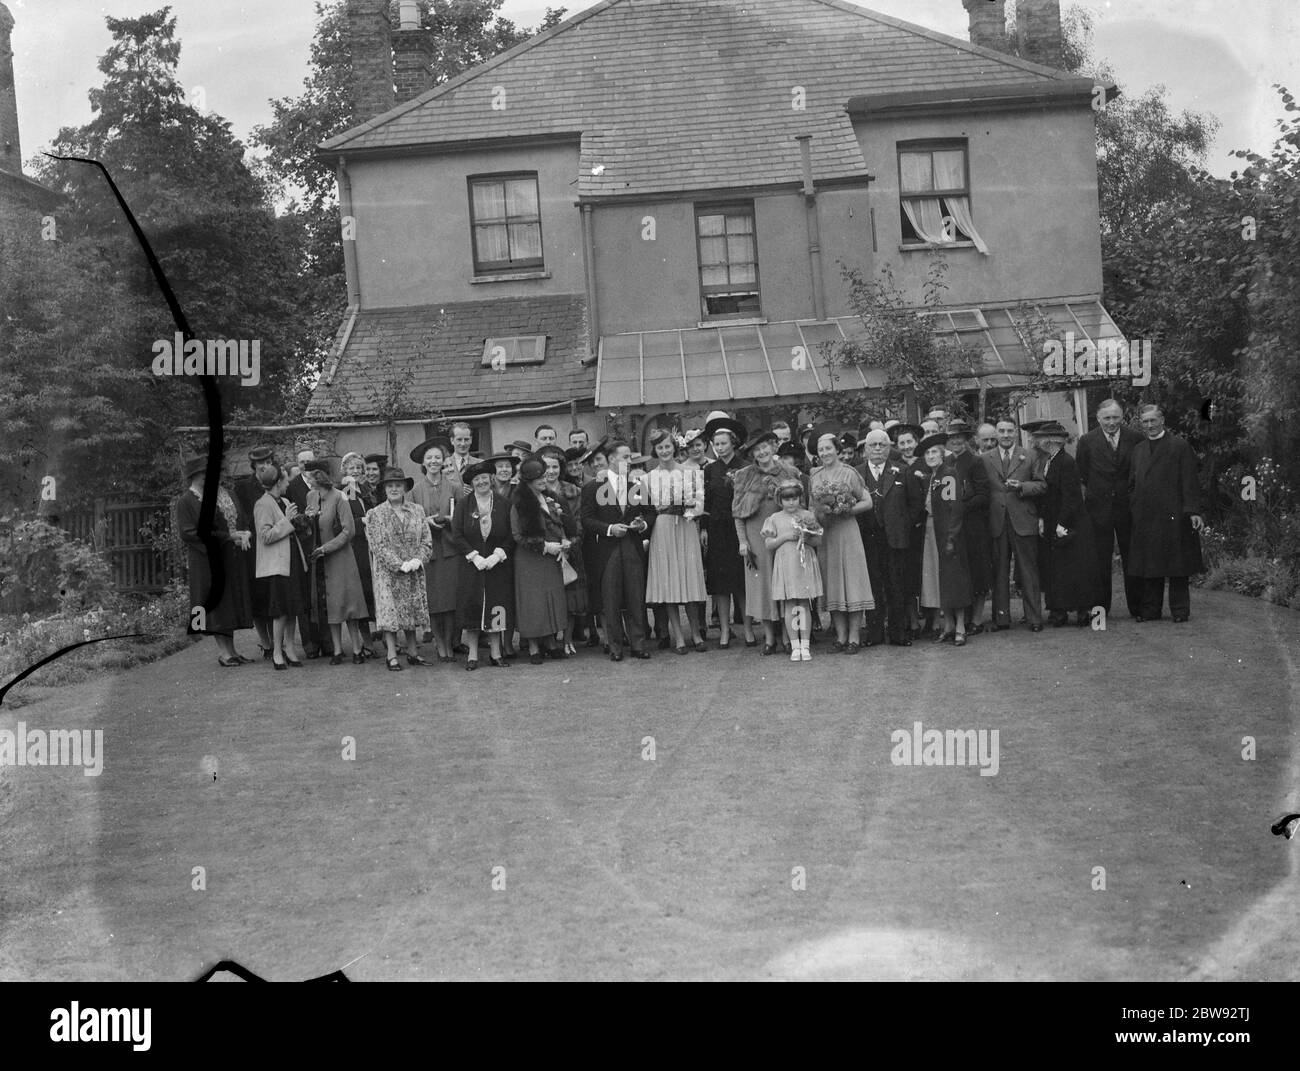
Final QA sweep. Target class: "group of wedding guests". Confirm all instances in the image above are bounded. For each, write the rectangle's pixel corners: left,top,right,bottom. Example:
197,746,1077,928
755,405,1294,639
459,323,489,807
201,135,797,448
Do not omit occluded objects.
176,400,1204,670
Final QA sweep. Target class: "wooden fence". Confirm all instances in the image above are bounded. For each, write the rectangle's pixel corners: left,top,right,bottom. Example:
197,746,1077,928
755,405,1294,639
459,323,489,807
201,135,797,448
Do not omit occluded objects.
63,497,175,595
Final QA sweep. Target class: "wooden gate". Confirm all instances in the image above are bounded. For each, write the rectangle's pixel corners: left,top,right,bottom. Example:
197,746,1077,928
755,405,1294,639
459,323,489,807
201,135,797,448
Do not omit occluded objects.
64,498,175,594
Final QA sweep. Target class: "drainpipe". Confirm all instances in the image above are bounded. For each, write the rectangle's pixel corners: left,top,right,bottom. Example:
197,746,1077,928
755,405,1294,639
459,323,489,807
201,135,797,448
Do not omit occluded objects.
796,135,827,322
338,156,361,307
579,203,601,365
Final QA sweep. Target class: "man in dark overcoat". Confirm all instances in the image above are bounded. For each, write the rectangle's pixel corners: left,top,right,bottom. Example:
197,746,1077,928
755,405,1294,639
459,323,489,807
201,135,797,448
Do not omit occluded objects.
1075,399,1145,618
1128,405,1205,622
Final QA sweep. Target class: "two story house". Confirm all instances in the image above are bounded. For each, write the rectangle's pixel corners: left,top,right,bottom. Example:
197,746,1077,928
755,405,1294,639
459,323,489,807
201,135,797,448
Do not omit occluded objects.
309,0,1126,463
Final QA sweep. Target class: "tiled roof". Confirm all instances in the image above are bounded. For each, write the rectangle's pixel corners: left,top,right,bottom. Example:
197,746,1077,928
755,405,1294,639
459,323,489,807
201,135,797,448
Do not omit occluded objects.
322,0,1072,198
308,294,593,418
594,299,1124,408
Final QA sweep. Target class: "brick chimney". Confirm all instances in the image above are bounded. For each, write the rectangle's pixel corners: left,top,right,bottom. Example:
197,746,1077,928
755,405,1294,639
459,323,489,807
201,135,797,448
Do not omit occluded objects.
392,0,434,103
1015,0,1064,69
0,2,21,175
347,0,395,125
962,0,1007,53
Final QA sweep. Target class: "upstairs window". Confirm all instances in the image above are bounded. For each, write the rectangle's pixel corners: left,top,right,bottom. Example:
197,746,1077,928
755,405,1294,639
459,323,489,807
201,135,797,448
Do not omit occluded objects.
696,203,761,319
898,142,988,253
469,173,544,273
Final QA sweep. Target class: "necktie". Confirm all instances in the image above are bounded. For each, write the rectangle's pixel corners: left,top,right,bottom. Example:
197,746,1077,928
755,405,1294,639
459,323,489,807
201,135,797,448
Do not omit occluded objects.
1002,449,1011,476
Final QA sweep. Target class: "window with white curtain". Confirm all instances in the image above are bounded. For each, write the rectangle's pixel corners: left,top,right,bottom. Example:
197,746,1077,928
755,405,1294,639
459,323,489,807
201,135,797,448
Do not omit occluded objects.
695,203,761,318
897,142,989,253
468,173,544,272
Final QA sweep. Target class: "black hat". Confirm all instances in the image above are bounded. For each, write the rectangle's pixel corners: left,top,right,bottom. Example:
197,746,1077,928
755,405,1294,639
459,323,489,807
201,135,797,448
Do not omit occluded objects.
577,436,613,466
702,415,747,444
888,422,924,443
363,452,388,466
302,459,331,474
183,455,210,481
1019,420,1051,435
518,457,547,483
838,430,858,451
1030,420,1070,439
536,444,568,466
739,428,779,456
564,446,587,463
462,459,496,484
484,452,520,471
945,420,976,440
409,436,453,464
916,433,950,456
379,466,414,492
506,440,533,455
776,441,803,461
247,446,274,464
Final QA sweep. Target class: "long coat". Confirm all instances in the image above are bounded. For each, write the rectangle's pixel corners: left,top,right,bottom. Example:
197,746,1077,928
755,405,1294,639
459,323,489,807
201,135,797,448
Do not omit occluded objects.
1037,449,1102,611
366,501,434,632
924,463,971,608
408,473,468,615
702,454,747,597
449,490,516,633
1128,432,1205,577
307,486,368,622
176,487,252,634
952,449,992,594
510,485,569,639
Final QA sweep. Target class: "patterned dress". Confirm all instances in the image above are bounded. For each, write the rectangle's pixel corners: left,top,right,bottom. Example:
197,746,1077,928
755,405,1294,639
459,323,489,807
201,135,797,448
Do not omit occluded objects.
809,462,875,613
366,501,434,632
644,464,707,604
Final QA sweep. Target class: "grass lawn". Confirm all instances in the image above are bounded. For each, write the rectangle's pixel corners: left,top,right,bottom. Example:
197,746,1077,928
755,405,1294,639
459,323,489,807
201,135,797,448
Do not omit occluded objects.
1,586,1296,981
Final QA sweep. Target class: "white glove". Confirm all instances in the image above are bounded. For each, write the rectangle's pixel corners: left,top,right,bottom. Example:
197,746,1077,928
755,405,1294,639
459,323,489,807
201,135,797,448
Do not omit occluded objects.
493,548,507,565
1055,524,1069,538
473,553,489,571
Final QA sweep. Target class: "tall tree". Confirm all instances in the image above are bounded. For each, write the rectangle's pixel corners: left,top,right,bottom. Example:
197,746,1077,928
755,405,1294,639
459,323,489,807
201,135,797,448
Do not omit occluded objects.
33,7,312,428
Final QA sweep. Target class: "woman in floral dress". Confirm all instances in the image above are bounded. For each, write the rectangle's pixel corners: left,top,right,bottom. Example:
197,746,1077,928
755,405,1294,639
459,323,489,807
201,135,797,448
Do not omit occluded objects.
366,467,434,671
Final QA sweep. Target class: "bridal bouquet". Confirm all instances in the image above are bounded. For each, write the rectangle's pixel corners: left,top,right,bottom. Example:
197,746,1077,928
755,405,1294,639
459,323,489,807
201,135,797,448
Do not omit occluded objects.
816,488,857,517
790,513,823,565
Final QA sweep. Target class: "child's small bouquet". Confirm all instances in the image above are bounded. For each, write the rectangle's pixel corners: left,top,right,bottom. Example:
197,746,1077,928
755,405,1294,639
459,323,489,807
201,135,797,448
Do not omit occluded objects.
816,487,857,517
790,511,823,565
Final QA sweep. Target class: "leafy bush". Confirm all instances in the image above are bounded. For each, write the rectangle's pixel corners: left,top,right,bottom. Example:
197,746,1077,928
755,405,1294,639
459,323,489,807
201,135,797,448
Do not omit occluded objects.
1199,555,1299,607
0,579,193,707
0,520,114,614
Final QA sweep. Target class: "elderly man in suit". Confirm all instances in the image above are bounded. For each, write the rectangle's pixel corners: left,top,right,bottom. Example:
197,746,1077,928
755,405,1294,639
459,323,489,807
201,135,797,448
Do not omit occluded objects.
1075,399,1145,618
983,418,1047,632
1128,405,1205,622
580,441,656,661
856,429,922,646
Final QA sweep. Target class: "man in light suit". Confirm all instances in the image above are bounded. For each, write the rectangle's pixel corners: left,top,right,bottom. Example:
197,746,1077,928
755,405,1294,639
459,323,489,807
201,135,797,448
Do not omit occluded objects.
1075,399,1145,618
579,441,656,661
983,418,1047,631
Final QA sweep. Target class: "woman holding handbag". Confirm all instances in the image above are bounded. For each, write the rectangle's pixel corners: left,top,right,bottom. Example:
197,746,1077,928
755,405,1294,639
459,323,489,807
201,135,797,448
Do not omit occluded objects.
450,460,516,669
510,457,570,664
366,467,435,671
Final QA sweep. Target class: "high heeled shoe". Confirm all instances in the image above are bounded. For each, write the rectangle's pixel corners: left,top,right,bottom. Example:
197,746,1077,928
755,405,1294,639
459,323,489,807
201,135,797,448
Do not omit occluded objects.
489,657,512,668
272,658,287,671
284,657,304,667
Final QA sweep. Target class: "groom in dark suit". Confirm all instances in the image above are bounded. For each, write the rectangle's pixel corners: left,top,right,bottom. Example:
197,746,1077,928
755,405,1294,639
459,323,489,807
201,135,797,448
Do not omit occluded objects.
856,430,922,646
1074,399,1144,618
579,441,656,661
983,418,1047,631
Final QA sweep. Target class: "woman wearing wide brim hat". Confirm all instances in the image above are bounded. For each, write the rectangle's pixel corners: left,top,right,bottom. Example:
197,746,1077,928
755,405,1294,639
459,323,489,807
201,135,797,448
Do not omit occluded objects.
449,457,516,668
510,456,572,664
731,428,803,653
408,437,467,662
366,466,433,669
175,455,255,667
1032,421,1101,627
702,415,754,647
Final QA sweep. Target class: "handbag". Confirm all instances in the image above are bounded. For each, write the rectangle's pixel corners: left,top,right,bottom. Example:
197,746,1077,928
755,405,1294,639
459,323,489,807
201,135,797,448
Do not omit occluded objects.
559,551,579,587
